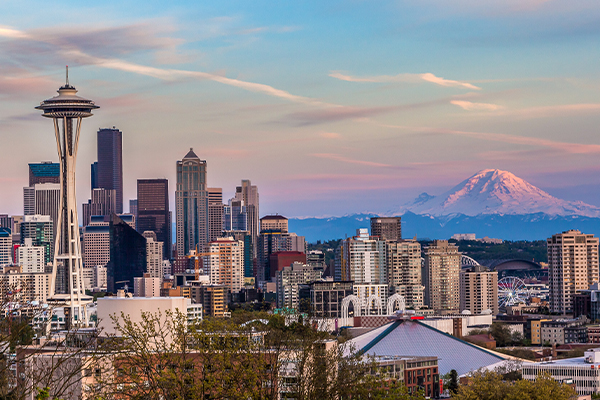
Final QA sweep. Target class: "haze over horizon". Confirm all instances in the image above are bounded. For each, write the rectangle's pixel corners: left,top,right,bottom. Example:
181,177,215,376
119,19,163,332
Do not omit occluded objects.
2,1,600,218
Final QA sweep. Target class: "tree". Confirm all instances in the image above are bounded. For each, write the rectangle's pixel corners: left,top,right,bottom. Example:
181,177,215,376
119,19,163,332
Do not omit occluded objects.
489,323,513,347
452,370,577,400
0,280,99,400
447,369,459,394
94,309,426,400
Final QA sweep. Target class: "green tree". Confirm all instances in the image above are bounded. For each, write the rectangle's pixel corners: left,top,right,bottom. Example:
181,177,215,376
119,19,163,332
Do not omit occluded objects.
452,371,576,400
489,323,513,347
447,369,459,394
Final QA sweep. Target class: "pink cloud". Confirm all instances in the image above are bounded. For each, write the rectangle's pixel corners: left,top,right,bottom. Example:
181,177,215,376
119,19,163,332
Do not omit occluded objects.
330,71,480,90
310,153,403,168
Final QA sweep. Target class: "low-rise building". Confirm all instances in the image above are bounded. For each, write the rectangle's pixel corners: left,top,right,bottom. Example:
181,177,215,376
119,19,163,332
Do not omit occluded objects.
276,262,323,309
541,317,588,345
97,293,201,337
373,356,440,398
299,280,353,318
523,348,600,396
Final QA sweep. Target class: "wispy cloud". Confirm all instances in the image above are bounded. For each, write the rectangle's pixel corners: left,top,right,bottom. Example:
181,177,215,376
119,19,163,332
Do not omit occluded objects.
450,100,503,111
500,103,600,119
329,71,480,90
319,132,342,139
0,25,333,108
311,153,405,168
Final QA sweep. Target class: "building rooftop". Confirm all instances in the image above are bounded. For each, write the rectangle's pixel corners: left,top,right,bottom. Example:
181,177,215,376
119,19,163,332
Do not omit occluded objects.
183,148,199,159
347,319,505,376
260,215,288,220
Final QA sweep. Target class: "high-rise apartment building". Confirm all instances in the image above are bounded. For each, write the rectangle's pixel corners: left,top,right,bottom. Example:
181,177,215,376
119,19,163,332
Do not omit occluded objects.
176,148,207,256
234,180,259,253
207,188,223,242
387,240,424,309
20,215,53,265
204,237,244,293
81,188,116,227
336,228,386,285
143,231,164,280
97,127,123,213
0,227,12,266
137,179,170,259
18,238,45,273
548,230,599,314
28,161,59,186
370,217,402,242
422,240,461,313
460,266,498,315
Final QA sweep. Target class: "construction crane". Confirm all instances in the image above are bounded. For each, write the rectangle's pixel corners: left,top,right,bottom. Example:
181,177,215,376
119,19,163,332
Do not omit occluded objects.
186,245,218,281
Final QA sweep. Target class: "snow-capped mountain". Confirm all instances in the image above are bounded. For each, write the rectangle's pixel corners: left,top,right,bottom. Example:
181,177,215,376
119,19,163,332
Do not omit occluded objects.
404,169,600,217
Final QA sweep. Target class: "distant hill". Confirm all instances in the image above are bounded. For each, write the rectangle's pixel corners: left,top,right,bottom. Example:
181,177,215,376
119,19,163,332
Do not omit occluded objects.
289,212,600,243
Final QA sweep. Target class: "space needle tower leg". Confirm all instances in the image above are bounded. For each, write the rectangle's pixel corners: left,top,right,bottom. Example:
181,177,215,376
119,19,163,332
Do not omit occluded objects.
36,68,98,329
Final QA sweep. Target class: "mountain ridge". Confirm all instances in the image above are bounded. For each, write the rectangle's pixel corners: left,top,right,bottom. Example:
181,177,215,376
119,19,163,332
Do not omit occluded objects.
402,169,600,217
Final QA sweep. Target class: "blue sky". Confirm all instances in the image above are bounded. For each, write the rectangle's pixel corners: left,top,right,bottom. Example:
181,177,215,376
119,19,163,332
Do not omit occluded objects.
1,0,600,217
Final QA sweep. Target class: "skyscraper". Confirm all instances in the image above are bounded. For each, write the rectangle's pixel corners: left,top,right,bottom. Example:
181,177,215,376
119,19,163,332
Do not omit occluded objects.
97,127,123,213
137,179,170,259
176,148,207,256
370,217,402,242
548,230,599,314
423,240,461,313
90,161,98,189
107,214,147,293
207,188,223,242
82,216,110,269
81,188,117,227
234,180,259,253
129,199,138,223
223,199,248,232
28,161,59,186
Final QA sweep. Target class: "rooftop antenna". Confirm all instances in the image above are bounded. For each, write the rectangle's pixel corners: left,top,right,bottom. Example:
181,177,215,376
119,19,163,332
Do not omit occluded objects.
66,65,69,86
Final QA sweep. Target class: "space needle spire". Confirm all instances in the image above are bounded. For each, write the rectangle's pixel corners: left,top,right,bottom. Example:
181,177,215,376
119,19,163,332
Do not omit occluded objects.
35,68,99,328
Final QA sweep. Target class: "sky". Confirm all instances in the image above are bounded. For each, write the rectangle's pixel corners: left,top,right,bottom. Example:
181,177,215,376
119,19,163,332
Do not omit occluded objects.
1,0,600,218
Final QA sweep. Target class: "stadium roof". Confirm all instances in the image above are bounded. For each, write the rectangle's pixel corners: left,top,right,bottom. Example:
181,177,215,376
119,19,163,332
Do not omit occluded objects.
347,319,505,376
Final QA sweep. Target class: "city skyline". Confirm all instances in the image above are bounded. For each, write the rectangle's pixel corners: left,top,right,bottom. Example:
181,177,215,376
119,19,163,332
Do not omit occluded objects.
2,1,600,218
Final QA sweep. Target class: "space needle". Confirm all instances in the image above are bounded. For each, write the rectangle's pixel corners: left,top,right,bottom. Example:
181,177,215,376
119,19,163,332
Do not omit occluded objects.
35,67,98,327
